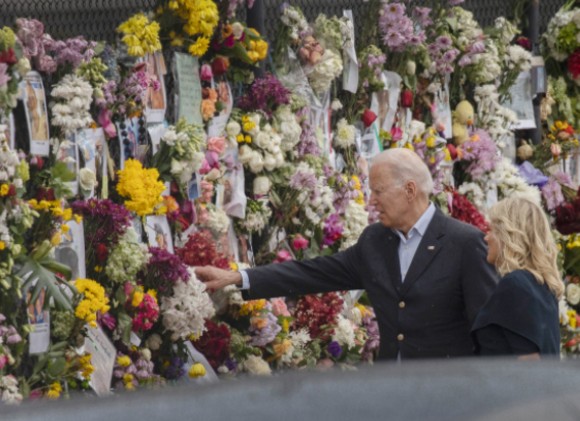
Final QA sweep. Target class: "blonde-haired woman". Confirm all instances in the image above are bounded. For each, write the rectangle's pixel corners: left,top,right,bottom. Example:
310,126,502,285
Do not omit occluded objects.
471,197,563,358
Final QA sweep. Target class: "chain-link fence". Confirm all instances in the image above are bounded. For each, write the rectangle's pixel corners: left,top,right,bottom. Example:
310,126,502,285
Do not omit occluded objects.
0,0,569,47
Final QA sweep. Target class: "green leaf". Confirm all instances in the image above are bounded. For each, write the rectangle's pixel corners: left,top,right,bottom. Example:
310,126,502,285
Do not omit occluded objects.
47,357,67,378
51,161,76,182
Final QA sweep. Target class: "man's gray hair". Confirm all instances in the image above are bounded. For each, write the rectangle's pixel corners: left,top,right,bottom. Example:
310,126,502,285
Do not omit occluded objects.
371,148,434,197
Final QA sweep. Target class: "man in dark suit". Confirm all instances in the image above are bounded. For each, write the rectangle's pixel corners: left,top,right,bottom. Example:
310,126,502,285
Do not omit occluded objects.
196,148,498,360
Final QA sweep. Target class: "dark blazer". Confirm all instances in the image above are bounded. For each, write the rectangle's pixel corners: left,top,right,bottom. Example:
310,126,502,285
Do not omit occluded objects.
471,269,560,356
244,208,499,360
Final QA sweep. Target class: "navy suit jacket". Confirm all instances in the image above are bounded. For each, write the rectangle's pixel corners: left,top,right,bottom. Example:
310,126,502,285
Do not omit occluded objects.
244,209,499,360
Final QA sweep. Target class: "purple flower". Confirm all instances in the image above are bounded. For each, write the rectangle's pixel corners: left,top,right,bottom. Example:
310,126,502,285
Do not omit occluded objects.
459,129,499,178
0,63,11,87
436,35,453,49
323,213,344,246
413,6,432,27
290,170,317,190
542,178,565,211
72,199,132,247
141,247,190,293
327,341,342,358
237,73,291,117
249,309,281,347
296,114,321,157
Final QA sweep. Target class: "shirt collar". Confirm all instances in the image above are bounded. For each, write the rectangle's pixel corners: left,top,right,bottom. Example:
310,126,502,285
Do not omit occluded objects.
395,202,436,241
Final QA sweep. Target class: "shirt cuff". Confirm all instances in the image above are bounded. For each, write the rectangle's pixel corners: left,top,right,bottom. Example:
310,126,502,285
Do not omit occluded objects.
238,270,250,290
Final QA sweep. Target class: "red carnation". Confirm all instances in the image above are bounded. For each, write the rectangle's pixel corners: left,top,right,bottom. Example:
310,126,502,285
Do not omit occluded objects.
211,56,230,76
448,190,489,233
361,109,377,128
95,243,109,263
0,48,17,65
567,49,580,80
400,89,414,108
193,320,231,369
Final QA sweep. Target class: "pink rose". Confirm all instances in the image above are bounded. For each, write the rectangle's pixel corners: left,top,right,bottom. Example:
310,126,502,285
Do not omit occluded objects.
270,298,290,317
200,64,213,82
98,109,117,139
291,234,309,251
274,249,293,263
207,136,226,154
200,180,214,202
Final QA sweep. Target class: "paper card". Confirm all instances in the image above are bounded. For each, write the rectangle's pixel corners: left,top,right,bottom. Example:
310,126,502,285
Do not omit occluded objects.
26,286,50,355
503,71,536,130
185,341,219,384
222,147,247,219
187,172,200,200
84,325,116,396
372,71,402,133
144,51,167,124
148,122,168,156
434,82,453,139
310,91,332,159
2,113,15,150
22,71,50,156
55,219,86,281
358,124,381,159
341,10,358,93
174,52,203,125
131,216,144,243
207,80,234,137
144,215,174,253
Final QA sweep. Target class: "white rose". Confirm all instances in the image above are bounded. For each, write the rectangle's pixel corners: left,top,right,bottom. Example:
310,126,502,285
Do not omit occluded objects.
205,168,221,181
248,153,264,173
254,131,270,149
263,154,277,171
145,333,162,351
226,121,241,137
567,283,580,306
253,176,271,196
79,168,96,191
232,22,245,39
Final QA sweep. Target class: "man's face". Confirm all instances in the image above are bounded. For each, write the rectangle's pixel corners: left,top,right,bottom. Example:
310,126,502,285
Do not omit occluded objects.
369,163,409,230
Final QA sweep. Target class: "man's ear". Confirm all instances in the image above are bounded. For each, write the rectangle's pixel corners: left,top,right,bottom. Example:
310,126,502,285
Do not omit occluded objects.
406,181,417,201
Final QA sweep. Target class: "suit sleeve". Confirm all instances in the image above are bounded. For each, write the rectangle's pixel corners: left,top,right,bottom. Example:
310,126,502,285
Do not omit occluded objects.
244,232,365,300
460,230,499,326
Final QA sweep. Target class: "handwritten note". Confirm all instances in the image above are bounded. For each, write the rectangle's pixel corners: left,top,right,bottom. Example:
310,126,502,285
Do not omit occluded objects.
85,326,116,396
174,52,203,125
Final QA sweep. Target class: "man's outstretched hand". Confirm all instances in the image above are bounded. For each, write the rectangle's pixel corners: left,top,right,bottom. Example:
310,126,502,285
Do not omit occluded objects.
194,266,242,291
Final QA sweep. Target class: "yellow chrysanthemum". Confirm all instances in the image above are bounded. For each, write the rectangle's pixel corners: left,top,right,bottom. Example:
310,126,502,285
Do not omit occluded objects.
116,159,165,216
187,36,210,57
117,13,161,57
46,382,62,400
74,278,110,327
239,299,267,316
0,184,9,196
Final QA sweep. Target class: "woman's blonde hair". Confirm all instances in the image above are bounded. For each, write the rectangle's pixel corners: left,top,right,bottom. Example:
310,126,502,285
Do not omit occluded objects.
489,197,564,298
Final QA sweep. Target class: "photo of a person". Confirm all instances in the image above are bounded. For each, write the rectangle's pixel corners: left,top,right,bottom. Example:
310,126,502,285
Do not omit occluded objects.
145,215,174,253
27,288,47,324
146,53,166,111
24,75,49,142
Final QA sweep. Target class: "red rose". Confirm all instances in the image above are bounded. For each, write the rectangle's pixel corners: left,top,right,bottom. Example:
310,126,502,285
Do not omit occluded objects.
36,187,55,201
7,184,16,197
95,243,109,263
0,48,17,65
30,155,43,170
361,109,377,128
515,36,531,51
211,56,230,76
400,89,414,108
567,49,580,80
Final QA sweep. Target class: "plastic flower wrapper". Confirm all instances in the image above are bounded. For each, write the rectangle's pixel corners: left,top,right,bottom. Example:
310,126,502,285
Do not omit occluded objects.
0,26,30,118
156,0,219,57
150,119,205,195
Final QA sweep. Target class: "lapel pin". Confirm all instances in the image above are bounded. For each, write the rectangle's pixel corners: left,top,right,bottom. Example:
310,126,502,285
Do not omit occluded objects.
427,245,435,250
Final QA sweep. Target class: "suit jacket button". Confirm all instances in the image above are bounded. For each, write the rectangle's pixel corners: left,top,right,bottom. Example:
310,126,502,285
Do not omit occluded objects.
399,301,405,309
397,333,404,341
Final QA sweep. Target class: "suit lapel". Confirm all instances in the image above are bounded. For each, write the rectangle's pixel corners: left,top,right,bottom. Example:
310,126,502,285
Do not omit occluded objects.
385,230,402,287
401,210,447,294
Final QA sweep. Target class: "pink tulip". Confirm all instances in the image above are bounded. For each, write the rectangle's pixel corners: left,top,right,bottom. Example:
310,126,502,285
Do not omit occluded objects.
292,234,309,251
